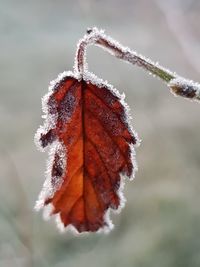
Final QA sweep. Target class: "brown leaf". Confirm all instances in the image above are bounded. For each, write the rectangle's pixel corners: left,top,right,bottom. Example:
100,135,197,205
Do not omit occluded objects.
35,72,138,233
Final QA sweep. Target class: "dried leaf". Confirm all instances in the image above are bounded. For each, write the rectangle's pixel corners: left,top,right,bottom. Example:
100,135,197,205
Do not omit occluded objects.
35,71,139,233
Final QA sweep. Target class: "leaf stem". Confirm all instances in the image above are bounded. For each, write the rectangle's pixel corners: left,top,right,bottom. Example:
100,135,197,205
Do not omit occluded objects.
74,27,200,102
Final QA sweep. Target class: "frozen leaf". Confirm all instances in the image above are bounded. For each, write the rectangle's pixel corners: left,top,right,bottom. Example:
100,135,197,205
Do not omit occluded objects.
35,71,139,233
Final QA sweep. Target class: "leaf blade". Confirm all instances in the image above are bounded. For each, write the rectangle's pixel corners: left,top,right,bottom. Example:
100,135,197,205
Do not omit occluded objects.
35,72,138,233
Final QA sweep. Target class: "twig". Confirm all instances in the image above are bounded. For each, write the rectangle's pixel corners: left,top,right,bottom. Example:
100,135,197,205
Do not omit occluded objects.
74,27,200,102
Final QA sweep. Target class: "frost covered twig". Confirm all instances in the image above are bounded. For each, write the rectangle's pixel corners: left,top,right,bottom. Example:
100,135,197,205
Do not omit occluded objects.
74,27,200,102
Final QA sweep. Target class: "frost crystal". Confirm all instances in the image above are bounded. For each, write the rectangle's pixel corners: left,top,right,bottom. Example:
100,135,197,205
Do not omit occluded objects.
35,140,66,211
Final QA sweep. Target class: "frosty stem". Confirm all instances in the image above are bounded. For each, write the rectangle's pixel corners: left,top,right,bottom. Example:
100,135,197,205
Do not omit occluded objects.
75,27,200,102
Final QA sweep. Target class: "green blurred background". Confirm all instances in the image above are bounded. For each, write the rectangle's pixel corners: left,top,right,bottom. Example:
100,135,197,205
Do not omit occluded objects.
1,0,200,266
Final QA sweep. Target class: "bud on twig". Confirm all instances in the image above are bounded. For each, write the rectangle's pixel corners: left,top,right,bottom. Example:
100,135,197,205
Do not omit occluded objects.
169,77,200,102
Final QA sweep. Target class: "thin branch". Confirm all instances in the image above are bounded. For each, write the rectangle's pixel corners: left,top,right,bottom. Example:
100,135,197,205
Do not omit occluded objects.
74,28,175,82
74,27,200,102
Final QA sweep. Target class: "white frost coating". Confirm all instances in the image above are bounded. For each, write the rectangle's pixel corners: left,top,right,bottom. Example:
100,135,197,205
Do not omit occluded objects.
113,176,126,215
98,29,177,81
43,70,77,114
55,214,66,233
73,27,105,74
34,140,66,211
169,76,200,101
34,70,79,152
129,143,138,180
74,27,177,82
43,203,54,220
97,209,114,234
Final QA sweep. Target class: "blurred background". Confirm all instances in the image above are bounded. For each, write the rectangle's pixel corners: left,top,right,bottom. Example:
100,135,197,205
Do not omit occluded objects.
1,0,200,266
